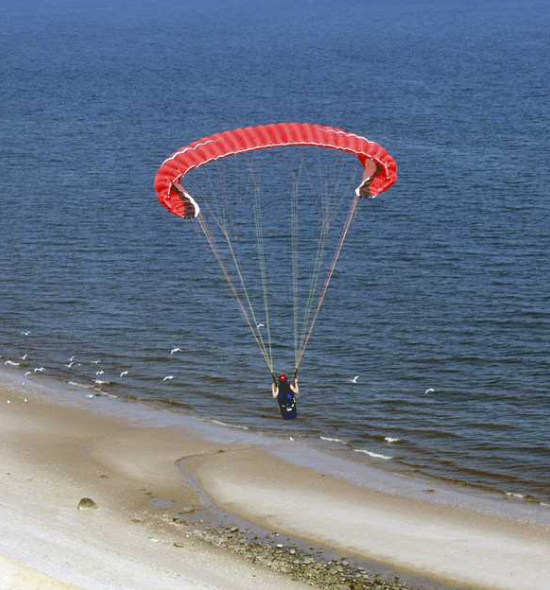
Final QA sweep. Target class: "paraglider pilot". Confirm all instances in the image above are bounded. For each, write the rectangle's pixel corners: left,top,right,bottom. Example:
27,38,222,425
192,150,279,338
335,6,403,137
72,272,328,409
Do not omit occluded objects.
272,372,299,420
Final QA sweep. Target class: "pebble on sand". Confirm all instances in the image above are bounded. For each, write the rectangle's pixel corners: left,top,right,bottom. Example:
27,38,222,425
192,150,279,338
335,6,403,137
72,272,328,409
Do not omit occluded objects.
78,497,98,511
179,506,196,514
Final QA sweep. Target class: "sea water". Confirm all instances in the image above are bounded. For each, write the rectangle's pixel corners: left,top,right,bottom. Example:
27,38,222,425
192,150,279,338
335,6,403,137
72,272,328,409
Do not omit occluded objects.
1,0,549,502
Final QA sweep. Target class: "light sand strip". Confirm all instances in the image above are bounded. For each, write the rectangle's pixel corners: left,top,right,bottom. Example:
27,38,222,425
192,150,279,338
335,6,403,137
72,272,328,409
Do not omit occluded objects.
0,384,316,590
184,448,550,590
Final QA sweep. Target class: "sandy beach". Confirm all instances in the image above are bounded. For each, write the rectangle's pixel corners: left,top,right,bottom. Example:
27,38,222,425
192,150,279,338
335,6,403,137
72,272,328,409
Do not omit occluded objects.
2,0,549,588
0,374,313,590
1,370,549,590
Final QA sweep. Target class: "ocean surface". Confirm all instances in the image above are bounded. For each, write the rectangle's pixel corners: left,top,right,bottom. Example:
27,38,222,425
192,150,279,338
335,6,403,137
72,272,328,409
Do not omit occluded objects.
1,0,549,503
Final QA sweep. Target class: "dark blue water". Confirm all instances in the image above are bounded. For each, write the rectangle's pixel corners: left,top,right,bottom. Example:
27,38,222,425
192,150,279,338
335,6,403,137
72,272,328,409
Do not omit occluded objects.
1,0,549,502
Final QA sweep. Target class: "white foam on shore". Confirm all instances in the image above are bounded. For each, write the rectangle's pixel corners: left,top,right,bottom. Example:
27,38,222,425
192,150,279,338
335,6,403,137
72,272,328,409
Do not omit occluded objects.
354,449,393,460
68,381,93,390
319,436,346,445
506,492,526,500
211,419,249,431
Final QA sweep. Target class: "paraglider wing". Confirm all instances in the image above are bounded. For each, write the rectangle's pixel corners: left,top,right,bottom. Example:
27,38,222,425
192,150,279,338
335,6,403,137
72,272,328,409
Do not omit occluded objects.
154,123,397,219
153,122,398,377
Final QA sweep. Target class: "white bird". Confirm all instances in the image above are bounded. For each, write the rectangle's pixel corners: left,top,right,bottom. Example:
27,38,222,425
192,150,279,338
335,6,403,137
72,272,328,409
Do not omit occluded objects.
21,331,31,336
93,360,101,364
256,323,264,329
65,361,75,368
24,371,31,377
33,367,45,373
120,370,129,378
424,388,435,395
23,398,28,403
163,375,174,381
69,356,75,362
4,360,20,367
95,369,104,376
348,375,359,384
94,379,108,385
21,353,28,361
170,347,182,357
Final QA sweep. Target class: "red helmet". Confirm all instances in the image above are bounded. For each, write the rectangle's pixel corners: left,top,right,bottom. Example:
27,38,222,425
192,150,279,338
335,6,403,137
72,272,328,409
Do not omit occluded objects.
278,374,288,383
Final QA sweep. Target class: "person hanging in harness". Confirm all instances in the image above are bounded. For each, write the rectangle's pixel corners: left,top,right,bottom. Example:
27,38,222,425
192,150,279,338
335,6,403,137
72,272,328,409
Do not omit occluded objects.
271,372,299,420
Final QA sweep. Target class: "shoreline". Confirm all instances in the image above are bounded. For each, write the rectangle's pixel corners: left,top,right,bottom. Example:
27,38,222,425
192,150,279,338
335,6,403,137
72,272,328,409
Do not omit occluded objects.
4,362,549,521
0,373,316,590
0,346,550,508
1,368,550,590
2,355,548,511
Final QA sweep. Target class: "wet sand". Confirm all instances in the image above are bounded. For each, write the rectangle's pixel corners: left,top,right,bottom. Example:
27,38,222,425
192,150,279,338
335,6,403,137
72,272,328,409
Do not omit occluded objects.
0,380,314,590
1,372,549,590
185,447,550,590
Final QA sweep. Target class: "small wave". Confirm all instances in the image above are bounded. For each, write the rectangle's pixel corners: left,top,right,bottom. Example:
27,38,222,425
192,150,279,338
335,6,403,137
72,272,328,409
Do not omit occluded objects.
505,492,525,500
211,419,249,431
354,449,392,460
320,436,346,445
68,381,93,390
384,436,401,443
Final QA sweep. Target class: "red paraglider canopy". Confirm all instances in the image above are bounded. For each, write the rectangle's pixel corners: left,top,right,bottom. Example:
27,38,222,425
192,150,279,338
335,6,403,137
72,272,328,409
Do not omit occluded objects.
154,122,398,219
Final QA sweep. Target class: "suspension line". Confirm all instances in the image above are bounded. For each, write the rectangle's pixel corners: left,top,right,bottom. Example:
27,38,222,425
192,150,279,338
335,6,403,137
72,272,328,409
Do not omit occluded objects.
295,193,362,371
197,214,274,373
